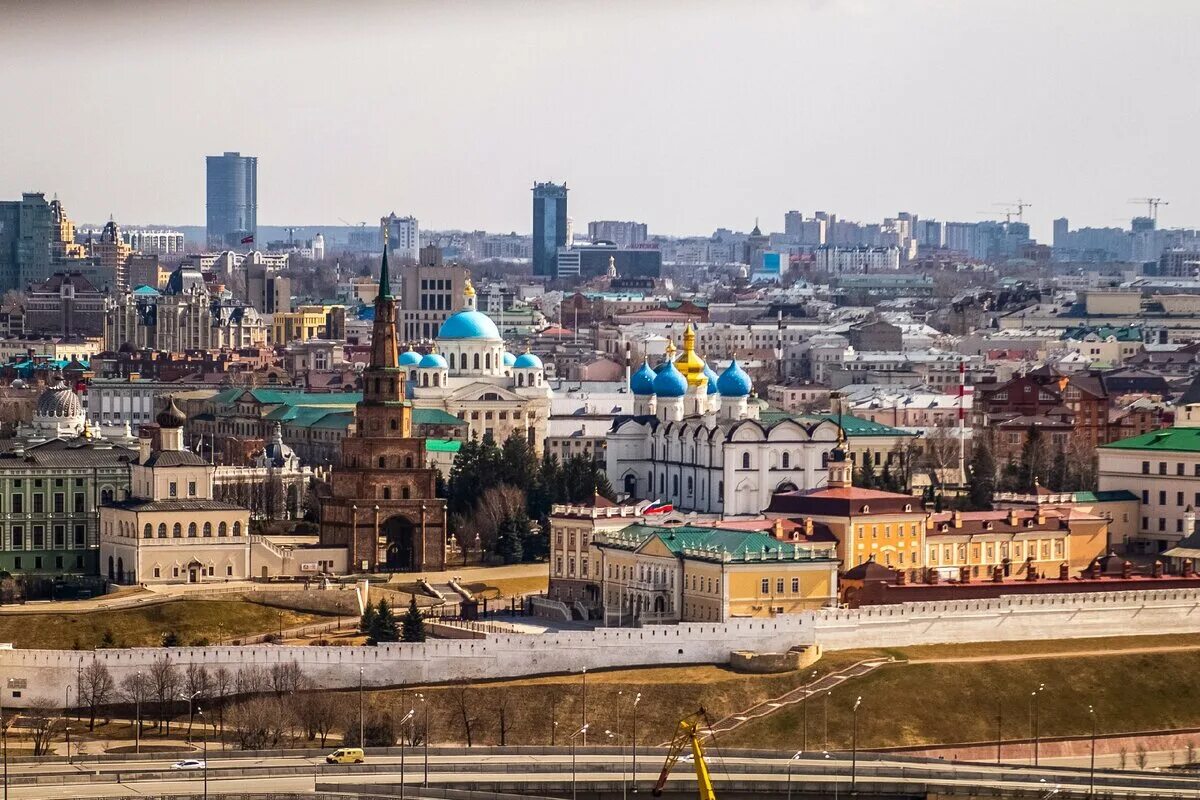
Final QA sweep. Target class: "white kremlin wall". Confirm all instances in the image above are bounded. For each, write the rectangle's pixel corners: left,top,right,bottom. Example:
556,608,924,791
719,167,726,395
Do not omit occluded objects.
2,589,1198,707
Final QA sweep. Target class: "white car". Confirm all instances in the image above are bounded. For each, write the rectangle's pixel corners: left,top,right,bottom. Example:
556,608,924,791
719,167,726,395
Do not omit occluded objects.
171,759,206,770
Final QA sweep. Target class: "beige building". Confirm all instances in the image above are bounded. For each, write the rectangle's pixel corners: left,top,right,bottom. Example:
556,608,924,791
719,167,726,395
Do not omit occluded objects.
547,497,648,610
100,398,250,584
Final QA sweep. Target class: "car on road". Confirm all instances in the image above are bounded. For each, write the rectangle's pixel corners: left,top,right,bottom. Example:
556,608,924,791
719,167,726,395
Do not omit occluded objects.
326,747,365,764
171,760,206,770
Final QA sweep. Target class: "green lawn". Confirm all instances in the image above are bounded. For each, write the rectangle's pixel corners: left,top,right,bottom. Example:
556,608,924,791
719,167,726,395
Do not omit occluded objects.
0,600,332,649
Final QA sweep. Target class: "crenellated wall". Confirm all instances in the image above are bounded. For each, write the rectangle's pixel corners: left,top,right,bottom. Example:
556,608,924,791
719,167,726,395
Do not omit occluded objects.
2,588,1198,708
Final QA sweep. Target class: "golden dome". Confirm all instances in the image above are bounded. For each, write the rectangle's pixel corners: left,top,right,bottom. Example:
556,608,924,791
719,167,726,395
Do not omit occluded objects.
677,323,708,388
463,278,476,297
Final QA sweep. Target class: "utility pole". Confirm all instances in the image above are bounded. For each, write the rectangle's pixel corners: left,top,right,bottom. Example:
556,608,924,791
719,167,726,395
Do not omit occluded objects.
358,668,364,748
631,692,641,793
851,696,862,794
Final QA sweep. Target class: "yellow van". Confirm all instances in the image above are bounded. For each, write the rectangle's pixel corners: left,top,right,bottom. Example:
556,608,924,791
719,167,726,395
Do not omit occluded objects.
326,747,365,764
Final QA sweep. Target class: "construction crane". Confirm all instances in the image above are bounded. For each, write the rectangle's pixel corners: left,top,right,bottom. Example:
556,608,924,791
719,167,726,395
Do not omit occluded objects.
1129,197,1168,222
993,200,1032,223
283,226,300,245
653,709,716,800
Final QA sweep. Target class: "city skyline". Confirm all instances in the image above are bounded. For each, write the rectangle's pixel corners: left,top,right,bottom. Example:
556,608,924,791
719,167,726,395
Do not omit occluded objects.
4,1,1200,240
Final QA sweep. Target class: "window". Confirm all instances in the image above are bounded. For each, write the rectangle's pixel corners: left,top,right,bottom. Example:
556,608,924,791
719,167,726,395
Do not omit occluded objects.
158,523,167,538
144,524,152,539
1159,491,1167,505
10,495,20,514
11,526,22,549
73,493,84,513
1179,492,1185,507
188,482,197,497
169,482,177,497
32,526,43,549
1179,464,1186,476
1142,461,1151,475
761,578,770,594
1143,490,1150,504
233,521,242,536
791,577,800,593
33,495,43,514
219,522,227,537
173,523,182,538
742,452,751,469
781,452,790,469
53,494,64,514
203,522,212,537
1159,462,1167,475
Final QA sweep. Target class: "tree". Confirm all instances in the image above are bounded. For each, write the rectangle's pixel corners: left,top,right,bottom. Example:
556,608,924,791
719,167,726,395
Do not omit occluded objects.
495,511,528,564
184,663,212,738
148,655,181,735
269,661,305,696
401,597,426,643
359,601,378,636
450,680,477,747
79,660,115,731
857,450,877,489
299,691,340,747
228,696,295,750
967,438,997,510
211,666,233,744
496,691,516,746
367,598,399,644
25,698,58,756
1049,448,1068,491
1017,430,1052,491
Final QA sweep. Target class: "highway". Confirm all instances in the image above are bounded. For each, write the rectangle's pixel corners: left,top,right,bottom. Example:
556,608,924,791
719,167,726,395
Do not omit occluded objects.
2,748,1200,798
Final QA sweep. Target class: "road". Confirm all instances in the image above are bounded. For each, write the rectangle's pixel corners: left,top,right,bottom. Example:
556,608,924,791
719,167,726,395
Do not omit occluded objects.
4,748,1200,798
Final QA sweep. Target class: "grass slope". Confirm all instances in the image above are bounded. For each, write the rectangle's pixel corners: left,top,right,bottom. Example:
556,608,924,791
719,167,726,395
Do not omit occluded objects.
0,600,331,649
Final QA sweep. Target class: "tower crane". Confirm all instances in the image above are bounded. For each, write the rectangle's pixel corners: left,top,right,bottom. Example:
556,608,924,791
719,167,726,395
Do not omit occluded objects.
1129,197,1168,222
993,200,1032,223
653,709,716,800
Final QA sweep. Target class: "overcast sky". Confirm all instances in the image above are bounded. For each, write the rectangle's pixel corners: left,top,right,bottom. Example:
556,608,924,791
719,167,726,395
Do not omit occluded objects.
2,0,1197,239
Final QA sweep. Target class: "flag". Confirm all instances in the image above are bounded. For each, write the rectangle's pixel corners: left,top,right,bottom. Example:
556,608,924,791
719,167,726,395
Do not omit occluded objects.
644,500,673,514
241,234,255,244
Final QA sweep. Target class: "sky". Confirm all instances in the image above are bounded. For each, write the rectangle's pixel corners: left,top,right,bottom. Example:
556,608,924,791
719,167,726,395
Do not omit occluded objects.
2,0,1198,240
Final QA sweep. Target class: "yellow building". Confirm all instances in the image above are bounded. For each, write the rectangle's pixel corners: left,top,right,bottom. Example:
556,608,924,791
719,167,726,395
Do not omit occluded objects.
547,496,648,611
593,522,838,625
271,306,335,344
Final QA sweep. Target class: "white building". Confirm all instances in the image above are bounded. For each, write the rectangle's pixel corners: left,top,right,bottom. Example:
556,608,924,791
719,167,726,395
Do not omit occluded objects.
814,245,900,273
382,214,419,262
123,229,186,255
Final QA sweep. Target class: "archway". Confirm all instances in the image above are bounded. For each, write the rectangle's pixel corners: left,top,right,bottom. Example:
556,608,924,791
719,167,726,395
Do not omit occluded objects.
774,481,799,494
108,555,115,581
381,515,418,571
116,557,124,583
653,596,666,614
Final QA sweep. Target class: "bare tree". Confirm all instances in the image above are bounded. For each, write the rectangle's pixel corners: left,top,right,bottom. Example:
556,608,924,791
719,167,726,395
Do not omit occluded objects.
226,695,298,750
496,691,516,746
270,661,305,696
211,666,233,744
298,691,340,747
25,698,59,756
236,665,269,696
119,672,151,738
184,664,212,738
148,656,181,735
450,680,477,747
79,660,115,731
465,485,526,553
920,421,959,485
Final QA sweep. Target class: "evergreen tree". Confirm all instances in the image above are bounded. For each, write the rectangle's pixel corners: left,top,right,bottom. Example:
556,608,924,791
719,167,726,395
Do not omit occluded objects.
967,438,997,509
1017,431,1051,491
500,433,539,489
858,449,877,489
401,597,426,643
359,601,377,635
495,512,527,564
1049,449,1068,491
367,598,399,644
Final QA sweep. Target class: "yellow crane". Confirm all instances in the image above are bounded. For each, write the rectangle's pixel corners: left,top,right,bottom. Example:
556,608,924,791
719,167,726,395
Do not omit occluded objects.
653,708,716,800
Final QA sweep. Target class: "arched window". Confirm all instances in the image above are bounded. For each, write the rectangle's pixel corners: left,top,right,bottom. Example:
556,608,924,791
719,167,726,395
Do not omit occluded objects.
188,522,197,537
625,474,637,495
474,353,481,370
781,452,790,469
378,456,386,468
383,487,392,500
390,419,398,431
158,523,167,538
173,523,182,538
405,455,414,468
422,373,429,387
485,353,492,369
233,521,242,536
218,521,227,537
143,523,152,539
672,475,679,494
687,476,694,494
402,486,411,499
742,452,751,469
203,522,212,537
101,488,113,504
448,353,456,369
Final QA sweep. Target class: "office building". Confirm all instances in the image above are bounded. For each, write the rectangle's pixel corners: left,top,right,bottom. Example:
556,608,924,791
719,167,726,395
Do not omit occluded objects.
381,214,419,262
206,151,257,249
24,272,106,337
532,182,568,278
399,247,468,342
123,229,185,255
554,242,662,281
0,193,53,291
586,221,648,249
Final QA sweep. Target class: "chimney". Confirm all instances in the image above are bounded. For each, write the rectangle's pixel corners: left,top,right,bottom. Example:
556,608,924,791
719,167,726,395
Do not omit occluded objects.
1184,560,1195,578
993,565,1004,583
1007,508,1019,526
1059,562,1070,581
952,510,963,529
1153,560,1164,578
1025,557,1038,581
138,433,152,464
1088,559,1101,580
895,570,907,586
803,517,814,537
1122,560,1133,579
959,565,971,584
772,518,784,540
927,568,939,585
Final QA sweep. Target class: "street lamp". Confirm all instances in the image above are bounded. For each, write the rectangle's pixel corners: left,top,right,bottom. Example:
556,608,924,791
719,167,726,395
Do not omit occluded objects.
399,708,415,800
2,696,8,800
631,692,642,794
1088,705,1097,797
64,686,71,764
823,751,839,800
1031,683,1046,766
606,729,625,800
802,669,817,752
851,696,862,794
358,668,365,748
786,750,803,800
570,724,590,800
417,692,429,787
581,668,588,746
823,691,832,750
996,697,1003,765
179,690,200,745
197,706,208,800
134,671,143,755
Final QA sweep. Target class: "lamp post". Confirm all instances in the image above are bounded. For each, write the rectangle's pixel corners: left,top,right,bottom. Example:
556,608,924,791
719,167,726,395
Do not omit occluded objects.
996,698,1003,765
418,692,429,787
358,668,365,748
851,696,862,795
1031,682,1045,766
570,724,589,800
615,691,625,800
631,692,641,794
198,706,208,800
823,691,832,750
64,686,71,764
135,671,143,755
2,696,7,800
1088,705,1096,798
399,708,414,800
786,750,803,800
178,690,200,745
823,751,838,800
606,729,625,800
581,668,588,745
802,669,816,753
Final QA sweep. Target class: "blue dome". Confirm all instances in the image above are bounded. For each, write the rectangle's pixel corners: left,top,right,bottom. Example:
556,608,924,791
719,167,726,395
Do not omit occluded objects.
502,351,517,367
653,361,688,398
703,365,720,395
438,310,501,340
398,348,422,366
653,359,671,374
717,359,752,397
419,352,448,369
630,360,656,395
514,352,543,369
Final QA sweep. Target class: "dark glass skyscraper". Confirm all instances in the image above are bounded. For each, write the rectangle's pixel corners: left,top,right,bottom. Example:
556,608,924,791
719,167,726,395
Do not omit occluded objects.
206,151,257,249
532,181,568,278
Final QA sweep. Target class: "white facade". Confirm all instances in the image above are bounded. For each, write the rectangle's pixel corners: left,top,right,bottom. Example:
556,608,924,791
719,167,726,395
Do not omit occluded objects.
814,245,901,273
123,229,186,255
382,214,419,262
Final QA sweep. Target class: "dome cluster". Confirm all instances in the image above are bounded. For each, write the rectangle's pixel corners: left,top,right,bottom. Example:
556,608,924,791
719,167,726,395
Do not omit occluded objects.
629,323,752,400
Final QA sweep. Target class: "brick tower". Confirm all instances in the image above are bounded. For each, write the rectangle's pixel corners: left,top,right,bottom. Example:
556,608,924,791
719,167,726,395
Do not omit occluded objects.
319,247,447,571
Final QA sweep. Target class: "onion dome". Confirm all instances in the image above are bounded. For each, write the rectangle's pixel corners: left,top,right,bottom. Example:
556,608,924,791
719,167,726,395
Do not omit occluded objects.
703,365,720,395
437,310,500,340
630,360,656,395
653,360,688,398
502,351,517,367
419,351,448,369
398,347,422,366
675,323,707,388
717,359,752,397
514,352,543,369
36,381,83,418
156,396,187,428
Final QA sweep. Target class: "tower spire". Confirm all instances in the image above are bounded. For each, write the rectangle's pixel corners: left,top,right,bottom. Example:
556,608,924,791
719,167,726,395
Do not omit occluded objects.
378,227,393,299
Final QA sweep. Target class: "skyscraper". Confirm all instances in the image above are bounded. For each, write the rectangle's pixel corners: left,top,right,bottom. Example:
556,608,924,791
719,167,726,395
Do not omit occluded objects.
206,152,257,250
0,193,53,291
532,181,568,278
381,213,419,262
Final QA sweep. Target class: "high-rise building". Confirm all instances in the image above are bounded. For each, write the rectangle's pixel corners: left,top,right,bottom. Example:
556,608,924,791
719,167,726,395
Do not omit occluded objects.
206,152,257,250
1053,217,1070,249
381,213,419,262
532,181,568,278
586,220,648,248
399,246,468,342
0,193,53,291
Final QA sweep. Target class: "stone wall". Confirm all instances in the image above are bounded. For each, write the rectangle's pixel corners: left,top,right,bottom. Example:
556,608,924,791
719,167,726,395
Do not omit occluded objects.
2,588,1197,708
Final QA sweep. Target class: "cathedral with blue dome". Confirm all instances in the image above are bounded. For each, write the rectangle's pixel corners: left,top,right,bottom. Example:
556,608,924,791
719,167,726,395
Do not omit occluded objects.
402,279,553,451
607,322,844,516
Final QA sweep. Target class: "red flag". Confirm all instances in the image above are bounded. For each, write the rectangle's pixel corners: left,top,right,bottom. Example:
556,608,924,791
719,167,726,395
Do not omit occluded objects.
241,234,255,244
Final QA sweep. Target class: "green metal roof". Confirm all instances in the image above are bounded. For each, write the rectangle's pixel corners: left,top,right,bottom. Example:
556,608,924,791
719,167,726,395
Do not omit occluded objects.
756,409,914,438
1062,325,1143,342
1073,489,1139,502
412,408,467,427
426,439,463,453
605,523,823,562
212,388,361,407
1101,427,1200,453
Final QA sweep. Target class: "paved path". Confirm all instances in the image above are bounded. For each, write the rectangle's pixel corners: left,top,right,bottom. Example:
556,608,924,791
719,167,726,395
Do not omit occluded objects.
694,657,892,743
908,643,1200,665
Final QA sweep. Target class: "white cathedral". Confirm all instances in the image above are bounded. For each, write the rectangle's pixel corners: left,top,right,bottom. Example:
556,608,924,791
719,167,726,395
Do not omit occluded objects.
401,280,553,451
605,324,845,517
